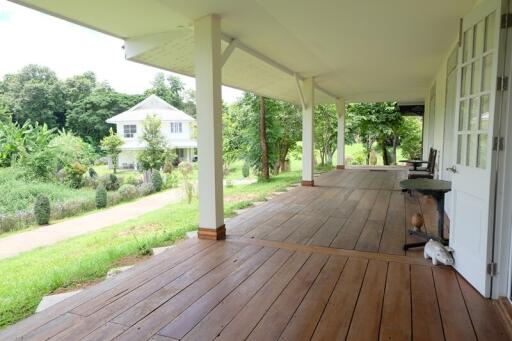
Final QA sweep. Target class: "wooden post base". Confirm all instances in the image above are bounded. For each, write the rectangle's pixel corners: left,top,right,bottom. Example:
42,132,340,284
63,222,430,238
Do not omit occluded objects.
336,165,345,170
198,225,226,240
301,180,314,187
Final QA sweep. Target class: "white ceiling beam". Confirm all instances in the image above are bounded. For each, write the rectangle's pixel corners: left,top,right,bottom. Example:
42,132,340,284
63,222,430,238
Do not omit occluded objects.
221,39,238,67
295,74,306,110
124,29,190,60
221,33,338,102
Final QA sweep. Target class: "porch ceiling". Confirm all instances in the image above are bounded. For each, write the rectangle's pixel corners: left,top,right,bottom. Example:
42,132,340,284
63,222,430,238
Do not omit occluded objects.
11,0,476,104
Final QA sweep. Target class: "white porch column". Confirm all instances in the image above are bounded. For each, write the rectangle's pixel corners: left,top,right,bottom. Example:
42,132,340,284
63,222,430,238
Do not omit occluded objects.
194,15,225,240
335,98,346,169
301,77,315,186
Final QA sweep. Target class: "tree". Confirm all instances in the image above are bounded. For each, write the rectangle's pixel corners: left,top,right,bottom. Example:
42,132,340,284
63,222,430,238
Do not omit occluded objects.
66,84,141,146
137,114,169,171
346,102,402,165
101,128,123,173
223,92,301,176
259,96,270,180
398,116,423,159
144,73,185,110
315,104,338,166
0,65,65,128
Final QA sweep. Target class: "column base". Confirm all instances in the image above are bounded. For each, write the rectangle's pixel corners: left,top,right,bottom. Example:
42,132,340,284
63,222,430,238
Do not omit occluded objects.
336,165,345,170
198,225,226,240
301,180,314,187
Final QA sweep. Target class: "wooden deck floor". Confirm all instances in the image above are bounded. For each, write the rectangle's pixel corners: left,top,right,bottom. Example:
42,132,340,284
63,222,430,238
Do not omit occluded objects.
228,168,445,259
2,169,509,340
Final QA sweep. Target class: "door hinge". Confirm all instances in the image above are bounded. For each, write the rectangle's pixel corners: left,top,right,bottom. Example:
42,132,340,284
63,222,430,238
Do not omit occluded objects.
493,137,506,151
497,76,509,91
501,13,512,28
487,262,498,276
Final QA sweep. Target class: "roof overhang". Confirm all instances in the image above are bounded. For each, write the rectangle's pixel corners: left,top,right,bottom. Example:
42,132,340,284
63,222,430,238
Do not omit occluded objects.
10,0,476,104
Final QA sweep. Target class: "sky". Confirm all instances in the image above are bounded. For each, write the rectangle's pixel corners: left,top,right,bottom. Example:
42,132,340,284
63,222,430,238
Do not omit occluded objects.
0,0,243,103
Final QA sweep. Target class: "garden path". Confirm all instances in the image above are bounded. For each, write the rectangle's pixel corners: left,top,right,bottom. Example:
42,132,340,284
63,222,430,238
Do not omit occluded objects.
0,188,184,260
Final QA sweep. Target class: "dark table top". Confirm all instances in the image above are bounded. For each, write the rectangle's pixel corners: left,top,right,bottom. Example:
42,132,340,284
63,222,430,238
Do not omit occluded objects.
399,179,452,193
400,159,428,164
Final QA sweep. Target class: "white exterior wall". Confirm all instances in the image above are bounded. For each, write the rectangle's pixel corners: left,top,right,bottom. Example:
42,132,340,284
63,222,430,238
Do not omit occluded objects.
113,120,195,168
422,39,459,220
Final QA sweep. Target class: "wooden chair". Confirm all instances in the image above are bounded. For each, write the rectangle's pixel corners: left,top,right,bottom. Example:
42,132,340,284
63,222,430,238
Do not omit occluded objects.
408,149,437,179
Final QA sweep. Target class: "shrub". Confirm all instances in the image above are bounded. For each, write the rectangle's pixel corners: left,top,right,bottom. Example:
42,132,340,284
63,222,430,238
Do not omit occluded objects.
34,195,50,225
119,184,139,201
164,172,179,189
88,167,97,178
242,161,250,178
137,183,154,196
151,170,163,192
95,185,107,208
66,162,87,189
107,191,122,206
125,175,142,186
99,174,121,191
83,174,98,189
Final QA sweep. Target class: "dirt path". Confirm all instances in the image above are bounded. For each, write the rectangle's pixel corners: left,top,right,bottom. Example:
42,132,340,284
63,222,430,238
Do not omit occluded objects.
0,188,184,260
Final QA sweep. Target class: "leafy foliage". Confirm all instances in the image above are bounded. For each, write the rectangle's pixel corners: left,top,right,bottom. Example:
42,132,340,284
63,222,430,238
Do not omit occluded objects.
151,170,163,192
346,102,403,165
315,104,338,166
100,128,123,173
66,84,141,146
137,115,169,171
34,195,50,225
223,93,301,176
178,162,195,203
398,116,423,159
95,185,107,208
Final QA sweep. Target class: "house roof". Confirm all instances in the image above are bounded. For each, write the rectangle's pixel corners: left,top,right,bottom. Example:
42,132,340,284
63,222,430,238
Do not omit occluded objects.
11,0,476,104
106,94,195,123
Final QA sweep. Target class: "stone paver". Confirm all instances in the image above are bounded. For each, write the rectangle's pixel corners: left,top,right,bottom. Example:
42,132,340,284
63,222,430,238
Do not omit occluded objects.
36,290,82,313
0,188,183,260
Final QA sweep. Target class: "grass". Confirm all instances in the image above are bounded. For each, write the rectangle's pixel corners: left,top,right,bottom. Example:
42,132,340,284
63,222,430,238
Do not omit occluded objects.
0,168,94,214
0,170,301,329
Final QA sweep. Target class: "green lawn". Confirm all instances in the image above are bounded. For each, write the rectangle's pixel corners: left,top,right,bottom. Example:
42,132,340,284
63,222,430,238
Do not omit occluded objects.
0,170,301,329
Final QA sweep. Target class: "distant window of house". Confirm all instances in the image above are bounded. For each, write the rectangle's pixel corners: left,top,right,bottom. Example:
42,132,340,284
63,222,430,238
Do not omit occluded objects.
171,122,183,134
123,124,137,138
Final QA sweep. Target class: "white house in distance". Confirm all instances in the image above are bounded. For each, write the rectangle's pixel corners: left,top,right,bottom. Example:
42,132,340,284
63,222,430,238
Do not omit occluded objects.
106,94,197,169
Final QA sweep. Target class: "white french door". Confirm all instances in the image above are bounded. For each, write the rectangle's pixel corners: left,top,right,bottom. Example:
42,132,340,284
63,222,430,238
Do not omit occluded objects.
450,0,505,297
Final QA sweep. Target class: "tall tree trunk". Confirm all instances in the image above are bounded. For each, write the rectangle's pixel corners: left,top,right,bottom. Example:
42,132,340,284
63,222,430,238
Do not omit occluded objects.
259,96,269,180
382,143,390,165
392,137,398,165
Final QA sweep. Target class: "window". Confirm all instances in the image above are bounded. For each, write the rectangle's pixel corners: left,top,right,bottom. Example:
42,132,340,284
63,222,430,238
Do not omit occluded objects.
123,124,137,138
171,122,183,134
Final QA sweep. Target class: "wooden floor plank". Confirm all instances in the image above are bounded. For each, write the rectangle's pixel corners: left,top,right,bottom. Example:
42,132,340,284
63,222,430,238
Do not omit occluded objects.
311,257,368,341
280,256,348,341
53,243,250,340
379,262,411,341
157,247,277,339
111,246,263,340
0,239,216,341
457,274,510,341
433,266,477,341
308,217,346,247
81,322,126,341
214,251,311,341
355,220,385,253
346,259,388,341
379,191,406,255
181,249,293,341
246,253,329,340
410,265,444,341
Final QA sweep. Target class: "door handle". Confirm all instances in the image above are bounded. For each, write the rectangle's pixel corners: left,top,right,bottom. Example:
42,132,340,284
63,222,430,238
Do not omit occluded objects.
446,165,457,173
